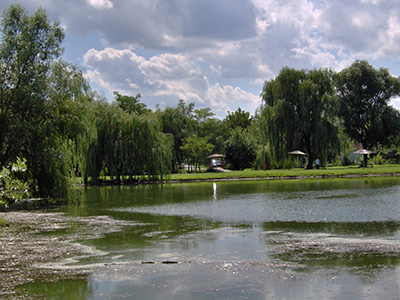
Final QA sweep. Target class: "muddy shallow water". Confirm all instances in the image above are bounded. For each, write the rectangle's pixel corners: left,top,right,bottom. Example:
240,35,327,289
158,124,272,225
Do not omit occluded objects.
2,178,400,299
0,211,140,299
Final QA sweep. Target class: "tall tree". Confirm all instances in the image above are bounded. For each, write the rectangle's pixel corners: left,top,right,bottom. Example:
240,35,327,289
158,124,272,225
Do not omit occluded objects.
0,4,70,198
225,128,257,170
180,134,214,172
158,100,196,172
336,60,400,150
261,67,339,169
48,61,95,178
113,91,150,115
193,107,225,154
194,107,214,124
85,99,173,184
224,107,253,130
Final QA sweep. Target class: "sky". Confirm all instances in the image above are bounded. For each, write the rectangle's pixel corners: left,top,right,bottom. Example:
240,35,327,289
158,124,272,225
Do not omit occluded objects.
1,0,400,118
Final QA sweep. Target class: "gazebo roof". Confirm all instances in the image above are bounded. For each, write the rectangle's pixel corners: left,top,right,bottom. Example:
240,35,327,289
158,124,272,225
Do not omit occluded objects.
207,154,225,159
353,149,374,155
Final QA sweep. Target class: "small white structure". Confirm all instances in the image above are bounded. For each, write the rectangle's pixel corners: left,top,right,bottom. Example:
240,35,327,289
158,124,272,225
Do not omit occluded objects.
207,154,225,169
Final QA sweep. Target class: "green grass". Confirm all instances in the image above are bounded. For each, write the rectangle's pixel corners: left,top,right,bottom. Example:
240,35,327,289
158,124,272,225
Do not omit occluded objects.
70,164,400,185
169,164,400,182
0,217,8,227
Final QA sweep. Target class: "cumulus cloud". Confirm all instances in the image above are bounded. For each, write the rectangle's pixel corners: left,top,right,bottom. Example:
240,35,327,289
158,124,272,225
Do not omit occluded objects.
206,83,260,116
251,0,400,71
87,0,113,10
3,0,400,64
76,0,400,115
1,0,400,116
83,48,259,117
84,48,147,92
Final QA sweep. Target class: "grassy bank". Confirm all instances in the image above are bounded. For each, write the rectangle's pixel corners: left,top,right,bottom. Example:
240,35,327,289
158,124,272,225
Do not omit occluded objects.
169,164,400,182
71,164,400,185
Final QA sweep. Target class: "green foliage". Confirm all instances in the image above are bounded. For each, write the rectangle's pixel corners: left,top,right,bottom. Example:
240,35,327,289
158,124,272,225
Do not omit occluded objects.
0,4,97,199
225,128,257,170
194,109,226,154
113,91,150,115
85,100,173,183
2,4,400,197
153,132,174,180
0,4,63,165
47,61,96,190
224,107,252,130
194,107,214,123
180,134,214,172
261,67,340,169
0,158,31,206
373,153,385,165
336,60,400,150
158,100,196,172
0,4,76,199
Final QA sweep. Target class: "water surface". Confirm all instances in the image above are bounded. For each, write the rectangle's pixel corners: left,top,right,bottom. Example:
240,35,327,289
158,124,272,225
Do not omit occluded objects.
22,177,400,299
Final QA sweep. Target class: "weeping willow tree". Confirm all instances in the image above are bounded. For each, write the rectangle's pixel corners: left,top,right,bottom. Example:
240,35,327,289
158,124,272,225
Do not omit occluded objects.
85,100,173,183
261,67,340,169
48,61,95,181
85,101,124,183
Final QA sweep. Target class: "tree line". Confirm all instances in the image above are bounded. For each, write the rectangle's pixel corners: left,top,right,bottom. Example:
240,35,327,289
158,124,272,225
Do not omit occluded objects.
261,63,400,169
1,4,400,203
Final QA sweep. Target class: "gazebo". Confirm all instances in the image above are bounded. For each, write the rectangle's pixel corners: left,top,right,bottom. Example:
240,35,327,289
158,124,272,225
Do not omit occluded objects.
207,154,225,169
288,150,307,168
353,149,374,168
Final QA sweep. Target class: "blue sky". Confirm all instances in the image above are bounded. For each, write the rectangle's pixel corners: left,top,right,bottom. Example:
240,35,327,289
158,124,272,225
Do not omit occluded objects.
1,0,400,118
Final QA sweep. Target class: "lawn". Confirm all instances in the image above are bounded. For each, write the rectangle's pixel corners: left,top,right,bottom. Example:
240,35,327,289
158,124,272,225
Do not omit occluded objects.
169,164,400,182
72,164,400,185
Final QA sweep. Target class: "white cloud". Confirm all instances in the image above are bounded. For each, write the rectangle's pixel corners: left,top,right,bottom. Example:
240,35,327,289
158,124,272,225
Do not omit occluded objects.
1,0,400,117
140,54,203,80
391,97,400,111
373,15,400,59
87,0,113,10
207,83,260,116
74,0,400,115
83,48,258,117
83,48,147,93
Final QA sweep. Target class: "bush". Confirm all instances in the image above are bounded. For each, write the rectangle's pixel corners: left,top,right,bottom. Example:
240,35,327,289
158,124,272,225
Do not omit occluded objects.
225,129,257,170
373,153,385,165
0,158,31,207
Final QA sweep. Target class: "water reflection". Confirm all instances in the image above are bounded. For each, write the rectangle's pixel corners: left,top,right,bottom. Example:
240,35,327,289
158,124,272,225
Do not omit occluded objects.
114,184,400,223
22,277,96,300
261,221,400,270
262,220,400,236
21,178,400,299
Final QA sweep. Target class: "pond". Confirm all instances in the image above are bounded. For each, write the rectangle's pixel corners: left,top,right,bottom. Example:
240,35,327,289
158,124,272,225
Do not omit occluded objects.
21,177,400,299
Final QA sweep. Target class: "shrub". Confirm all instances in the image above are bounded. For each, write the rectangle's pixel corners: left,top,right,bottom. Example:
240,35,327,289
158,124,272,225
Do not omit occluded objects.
225,129,257,170
0,158,31,207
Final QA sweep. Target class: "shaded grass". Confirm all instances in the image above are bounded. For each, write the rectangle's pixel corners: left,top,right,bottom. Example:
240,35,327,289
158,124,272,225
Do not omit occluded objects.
169,164,400,182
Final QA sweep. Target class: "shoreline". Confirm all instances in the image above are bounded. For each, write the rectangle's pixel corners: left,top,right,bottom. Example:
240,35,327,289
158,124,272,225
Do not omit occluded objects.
3,170,400,211
167,172,400,183
81,166,400,186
